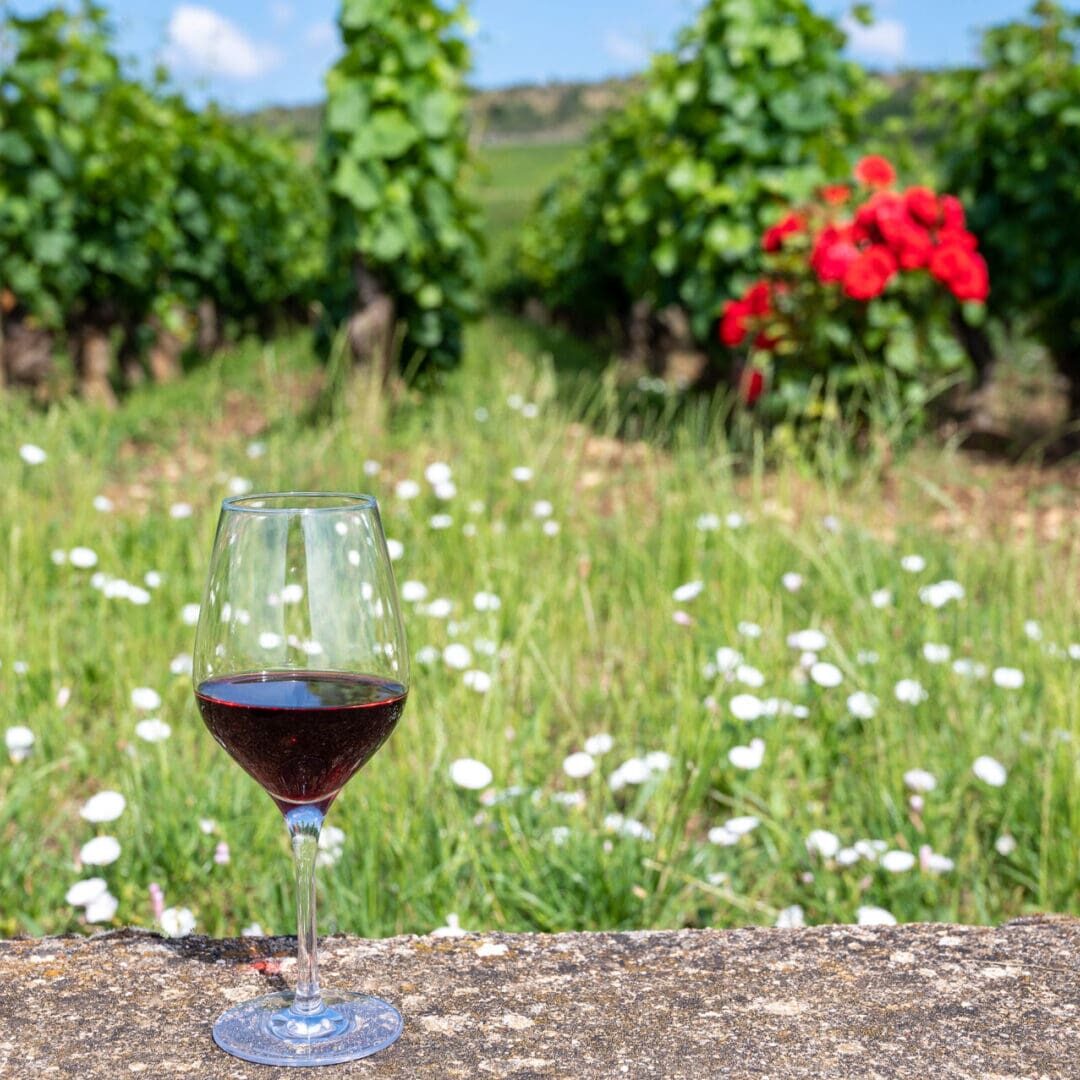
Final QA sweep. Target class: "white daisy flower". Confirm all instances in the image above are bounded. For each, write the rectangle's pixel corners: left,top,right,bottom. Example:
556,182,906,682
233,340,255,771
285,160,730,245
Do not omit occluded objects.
972,756,1007,787
806,830,840,858
80,791,126,824
159,907,196,938
787,629,828,652
584,733,613,756
992,667,1024,689
5,726,35,762
810,662,843,688
775,905,805,929
135,719,172,743
69,547,98,569
66,878,108,907
19,443,47,465
735,663,765,688
715,647,742,673
443,643,472,670
846,692,878,719
856,906,896,926
903,768,937,793
894,679,927,705
672,581,704,603
131,687,161,711
424,462,452,486
462,670,492,693
729,694,764,722
728,738,765,770
84,892,118,923
449,758,492,790
880,850,916,872
79,836,121,866
562,751,595,779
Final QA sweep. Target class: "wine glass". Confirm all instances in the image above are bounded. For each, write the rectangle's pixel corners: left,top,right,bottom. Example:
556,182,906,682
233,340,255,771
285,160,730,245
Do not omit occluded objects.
192,492,409,1066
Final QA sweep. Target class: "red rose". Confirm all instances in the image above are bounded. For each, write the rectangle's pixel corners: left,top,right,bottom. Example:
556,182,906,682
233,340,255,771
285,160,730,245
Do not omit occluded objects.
854,155,897,189
904,186,940,228
929,244,989,302
842,246,898,301
740,366,765,406
821,184,851,206
878,213,933,270
744,280,772,316
719,299,750,347
762,212,806,253
936,227,978,252
812,233,860,283
940,195,966,231
895,226,934,271
853,191,904,244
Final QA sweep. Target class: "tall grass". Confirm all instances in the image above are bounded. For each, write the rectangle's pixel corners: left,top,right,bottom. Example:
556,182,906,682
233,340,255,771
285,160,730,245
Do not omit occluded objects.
1,318,1076,939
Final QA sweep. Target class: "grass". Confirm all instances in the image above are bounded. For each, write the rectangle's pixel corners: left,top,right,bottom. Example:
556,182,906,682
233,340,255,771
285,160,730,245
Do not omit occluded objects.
1,315,1078,941
472,140,581,279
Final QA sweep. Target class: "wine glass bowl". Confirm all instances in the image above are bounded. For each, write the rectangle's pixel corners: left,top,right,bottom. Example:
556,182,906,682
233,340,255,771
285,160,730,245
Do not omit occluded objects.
192,493,408,1066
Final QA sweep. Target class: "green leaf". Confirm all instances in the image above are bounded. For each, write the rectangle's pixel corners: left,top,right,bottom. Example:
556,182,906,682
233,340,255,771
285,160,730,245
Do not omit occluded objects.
34,231,71,266
331,158,381,210
326,85,371,133
417,283,443,308
351,110,419,160
652,241,678,276
769,90,831,131
884,329,918,375
366,219,409,263
415,92,457,139
767,27,805,66
340,0,379,30
666,160,698,195
0,132,35,166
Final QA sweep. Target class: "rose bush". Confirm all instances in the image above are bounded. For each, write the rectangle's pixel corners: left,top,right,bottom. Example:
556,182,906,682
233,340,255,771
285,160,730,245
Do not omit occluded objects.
718,157,987,414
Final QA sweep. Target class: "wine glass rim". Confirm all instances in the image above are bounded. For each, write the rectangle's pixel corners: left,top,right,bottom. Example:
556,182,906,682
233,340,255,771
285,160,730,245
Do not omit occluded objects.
222,492,378,514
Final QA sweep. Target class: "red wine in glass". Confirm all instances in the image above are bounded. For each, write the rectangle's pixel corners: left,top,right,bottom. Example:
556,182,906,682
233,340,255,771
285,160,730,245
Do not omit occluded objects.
196,672,407,815
192,492,409,1066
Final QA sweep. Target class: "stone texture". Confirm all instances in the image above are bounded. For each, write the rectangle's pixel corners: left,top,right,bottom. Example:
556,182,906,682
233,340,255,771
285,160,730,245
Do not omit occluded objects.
1,916,1079,1078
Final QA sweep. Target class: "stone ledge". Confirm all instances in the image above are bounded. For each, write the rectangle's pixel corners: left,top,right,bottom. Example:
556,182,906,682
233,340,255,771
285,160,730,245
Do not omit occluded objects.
1,916,1078,1078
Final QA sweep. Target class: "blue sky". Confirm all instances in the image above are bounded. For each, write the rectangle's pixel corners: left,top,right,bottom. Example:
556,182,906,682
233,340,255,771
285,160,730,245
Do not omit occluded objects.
4,1,1066,109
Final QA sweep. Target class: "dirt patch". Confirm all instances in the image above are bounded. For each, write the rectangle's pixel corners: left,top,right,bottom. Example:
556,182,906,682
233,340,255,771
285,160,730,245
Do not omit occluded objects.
564,422,663,520
105,373,323,513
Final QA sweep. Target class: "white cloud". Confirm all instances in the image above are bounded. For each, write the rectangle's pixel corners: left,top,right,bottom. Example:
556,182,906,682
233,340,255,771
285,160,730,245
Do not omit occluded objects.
840,15,907,64
270,1,293,28
304,20,337,51
165,5,282,80
602,29,649,68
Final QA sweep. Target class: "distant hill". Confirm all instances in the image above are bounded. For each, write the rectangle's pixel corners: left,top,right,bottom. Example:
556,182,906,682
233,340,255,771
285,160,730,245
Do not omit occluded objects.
245,71,925,147
245,77,640,146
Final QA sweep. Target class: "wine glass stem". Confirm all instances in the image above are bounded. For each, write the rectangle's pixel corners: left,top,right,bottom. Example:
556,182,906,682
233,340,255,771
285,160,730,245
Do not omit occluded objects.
286,806,325,1016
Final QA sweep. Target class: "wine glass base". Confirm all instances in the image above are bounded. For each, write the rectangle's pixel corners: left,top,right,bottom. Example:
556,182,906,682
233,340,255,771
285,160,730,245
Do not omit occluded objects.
212,991,403,1066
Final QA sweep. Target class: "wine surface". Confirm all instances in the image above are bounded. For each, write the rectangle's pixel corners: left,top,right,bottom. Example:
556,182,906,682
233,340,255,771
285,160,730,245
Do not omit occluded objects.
196,671,406,814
